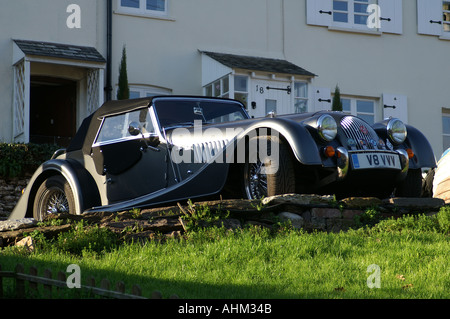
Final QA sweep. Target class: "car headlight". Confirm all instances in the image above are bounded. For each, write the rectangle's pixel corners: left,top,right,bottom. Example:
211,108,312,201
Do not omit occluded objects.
387,118,407,144
317,115,337,141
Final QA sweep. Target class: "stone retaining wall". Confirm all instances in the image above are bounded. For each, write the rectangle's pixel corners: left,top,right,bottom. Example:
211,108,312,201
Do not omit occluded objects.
0,193,446,248
0,178,29,220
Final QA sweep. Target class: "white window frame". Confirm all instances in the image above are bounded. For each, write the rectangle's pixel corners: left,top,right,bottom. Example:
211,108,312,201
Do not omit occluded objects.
204,75,230,98
233,75,249,109
124,84,171,99
443,0,450,33
203,74,249,108
307,0,403,34
117,0,168,18
340,97,378,124
332,0,377,31
293,81,309,113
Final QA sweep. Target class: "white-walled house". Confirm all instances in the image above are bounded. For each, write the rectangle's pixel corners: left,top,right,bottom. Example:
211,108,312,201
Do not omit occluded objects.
0,0,106,146
1,0,449,159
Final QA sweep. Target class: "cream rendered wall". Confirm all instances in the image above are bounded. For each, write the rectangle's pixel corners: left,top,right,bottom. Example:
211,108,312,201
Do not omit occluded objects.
0,0,105,142
2,1,446,158
283,0,450,157
112,0,449,157
110,0,286,97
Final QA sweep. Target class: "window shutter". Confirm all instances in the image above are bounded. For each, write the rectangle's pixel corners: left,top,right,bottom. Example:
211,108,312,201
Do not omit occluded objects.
313,87,332,112
382,94,408,124
378,0,403,34
306,0,332,27
417,0,443,36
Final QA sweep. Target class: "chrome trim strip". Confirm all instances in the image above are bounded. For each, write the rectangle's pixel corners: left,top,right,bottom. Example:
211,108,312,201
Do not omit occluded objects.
341,116,379,150
337,147,349,180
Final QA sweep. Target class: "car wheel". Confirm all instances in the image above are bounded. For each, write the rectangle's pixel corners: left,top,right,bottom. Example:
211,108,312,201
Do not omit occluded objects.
243,135,296,200
395,169,423,197
33,175,75,221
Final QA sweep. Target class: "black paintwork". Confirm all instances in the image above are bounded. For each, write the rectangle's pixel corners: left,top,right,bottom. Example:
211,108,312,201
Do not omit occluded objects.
9,96,436,219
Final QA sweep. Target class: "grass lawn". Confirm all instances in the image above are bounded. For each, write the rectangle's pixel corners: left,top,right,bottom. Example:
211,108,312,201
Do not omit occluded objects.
1,208,449,299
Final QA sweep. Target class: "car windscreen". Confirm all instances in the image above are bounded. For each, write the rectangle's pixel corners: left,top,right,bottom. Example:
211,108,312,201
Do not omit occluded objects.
153,99,248,129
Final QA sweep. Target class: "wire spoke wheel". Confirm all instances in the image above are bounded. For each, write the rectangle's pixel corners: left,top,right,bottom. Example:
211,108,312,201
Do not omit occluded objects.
42,188,70,215
244,160,268,199
33,176,75,221
242,135,296,200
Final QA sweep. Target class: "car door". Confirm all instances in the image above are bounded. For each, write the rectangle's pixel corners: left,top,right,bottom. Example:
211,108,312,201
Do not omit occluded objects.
91,107,168,202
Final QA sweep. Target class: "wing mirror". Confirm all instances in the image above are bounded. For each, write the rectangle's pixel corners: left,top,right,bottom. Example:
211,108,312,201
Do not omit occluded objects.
128,122,141,136
128,122,160,152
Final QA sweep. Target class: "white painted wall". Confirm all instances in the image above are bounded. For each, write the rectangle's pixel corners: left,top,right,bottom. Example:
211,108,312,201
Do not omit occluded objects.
1,0,449,159
0,0,105,142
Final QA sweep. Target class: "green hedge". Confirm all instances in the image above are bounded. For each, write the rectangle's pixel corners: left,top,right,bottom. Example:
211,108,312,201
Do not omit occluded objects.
0,143,61,179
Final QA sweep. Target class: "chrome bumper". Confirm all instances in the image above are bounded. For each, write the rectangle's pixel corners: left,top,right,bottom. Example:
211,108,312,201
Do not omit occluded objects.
336,147,409,181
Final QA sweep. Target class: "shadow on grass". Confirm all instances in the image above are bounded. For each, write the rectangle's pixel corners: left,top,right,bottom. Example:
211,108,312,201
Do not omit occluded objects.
0,254,308,299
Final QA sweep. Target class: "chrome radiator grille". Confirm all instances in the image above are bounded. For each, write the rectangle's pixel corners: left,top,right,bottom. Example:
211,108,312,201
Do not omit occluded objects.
340,116,381,150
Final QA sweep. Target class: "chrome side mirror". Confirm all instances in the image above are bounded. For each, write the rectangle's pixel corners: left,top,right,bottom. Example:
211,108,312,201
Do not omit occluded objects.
128,121,160,152
128,121,141,136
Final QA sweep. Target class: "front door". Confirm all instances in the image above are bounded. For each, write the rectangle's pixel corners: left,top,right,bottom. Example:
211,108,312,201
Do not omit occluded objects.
249,79,292,118
30,76,77,147
91,107,168,203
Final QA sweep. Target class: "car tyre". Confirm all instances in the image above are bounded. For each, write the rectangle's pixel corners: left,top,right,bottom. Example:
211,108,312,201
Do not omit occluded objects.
33,175,75,221
243,135,296,199
395,169,423,197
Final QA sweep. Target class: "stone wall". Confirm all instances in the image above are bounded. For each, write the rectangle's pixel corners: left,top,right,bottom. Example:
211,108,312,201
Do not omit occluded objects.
0,178,29,220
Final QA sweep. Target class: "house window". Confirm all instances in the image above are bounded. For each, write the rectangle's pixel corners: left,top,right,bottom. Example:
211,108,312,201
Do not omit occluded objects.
294,82,308,113
205,75,248,107
341,98,376,124
234,75,248,109
442,110,450,151
127,85,171,99
444,1,450,32
418,0,450,37
333,0,376,28
204,76,230,99
119,0,167,16
308,0,402,34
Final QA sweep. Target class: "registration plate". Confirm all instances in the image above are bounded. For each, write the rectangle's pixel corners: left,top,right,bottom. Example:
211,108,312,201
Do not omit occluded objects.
351,152,401,170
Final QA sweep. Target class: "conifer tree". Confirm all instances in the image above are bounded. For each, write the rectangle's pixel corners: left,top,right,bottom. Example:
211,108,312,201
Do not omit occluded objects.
332,85,343,112
117,45,130,100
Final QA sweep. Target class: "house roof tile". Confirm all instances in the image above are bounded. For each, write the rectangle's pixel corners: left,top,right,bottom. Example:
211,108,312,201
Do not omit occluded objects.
14,39,106,63
202,51,316,77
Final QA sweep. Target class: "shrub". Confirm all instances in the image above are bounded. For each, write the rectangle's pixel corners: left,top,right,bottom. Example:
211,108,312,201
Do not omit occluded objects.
0,143,60,178
30,220,119,256
369,206,450,234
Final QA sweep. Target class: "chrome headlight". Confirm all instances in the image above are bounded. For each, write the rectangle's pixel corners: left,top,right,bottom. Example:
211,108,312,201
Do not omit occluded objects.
317,115,337,141
387,118,407,144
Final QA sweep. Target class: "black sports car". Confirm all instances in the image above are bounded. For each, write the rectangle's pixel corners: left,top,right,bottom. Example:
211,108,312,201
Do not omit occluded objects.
10,96,436,221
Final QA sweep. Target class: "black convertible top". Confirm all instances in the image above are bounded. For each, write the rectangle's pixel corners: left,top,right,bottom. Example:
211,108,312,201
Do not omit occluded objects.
66,97,152,154
94,97,153,118
67,96,246,155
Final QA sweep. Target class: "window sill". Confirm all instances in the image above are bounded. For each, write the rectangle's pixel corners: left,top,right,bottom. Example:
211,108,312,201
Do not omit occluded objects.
114,10,175,22
328,25,382,36
439,34,450,41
